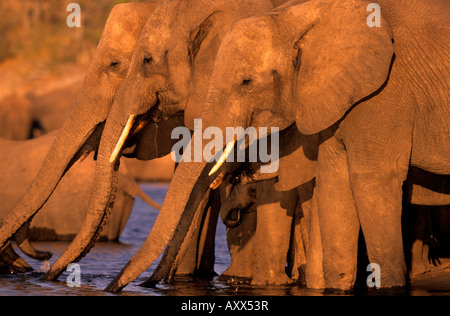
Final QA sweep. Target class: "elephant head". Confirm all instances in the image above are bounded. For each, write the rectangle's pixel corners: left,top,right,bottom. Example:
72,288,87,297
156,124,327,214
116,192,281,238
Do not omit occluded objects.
39,0,277,286
104,0,394,292
0,1,159,260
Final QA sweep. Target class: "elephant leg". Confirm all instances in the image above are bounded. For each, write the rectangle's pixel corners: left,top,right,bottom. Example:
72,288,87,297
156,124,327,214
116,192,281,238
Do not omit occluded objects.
286,179,323,287
347,155,409,288
252,178,296,285
408,205,431,276
303,181,325,289
218,181,257,283
317,136,360,290
286,195,306,283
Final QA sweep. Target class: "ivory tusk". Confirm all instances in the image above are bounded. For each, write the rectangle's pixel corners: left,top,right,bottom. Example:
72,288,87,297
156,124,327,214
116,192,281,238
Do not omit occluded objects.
109,115,136,163
210,171,227,190
208,140,236,176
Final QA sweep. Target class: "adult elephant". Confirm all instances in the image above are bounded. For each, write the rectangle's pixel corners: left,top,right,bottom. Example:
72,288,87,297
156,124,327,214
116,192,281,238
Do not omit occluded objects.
0,132,160,242
0,0,160,267
0,0,282,285
107,0,449,292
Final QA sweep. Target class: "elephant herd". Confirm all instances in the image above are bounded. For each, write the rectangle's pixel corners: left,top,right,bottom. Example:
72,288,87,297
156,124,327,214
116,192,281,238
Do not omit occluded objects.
0,0,448,294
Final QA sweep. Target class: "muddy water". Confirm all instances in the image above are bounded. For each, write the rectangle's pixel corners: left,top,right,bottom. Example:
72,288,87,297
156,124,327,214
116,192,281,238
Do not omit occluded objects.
1,183,449,296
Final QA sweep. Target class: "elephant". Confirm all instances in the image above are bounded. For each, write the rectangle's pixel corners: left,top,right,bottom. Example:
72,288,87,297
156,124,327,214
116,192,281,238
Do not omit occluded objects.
26,76,84,138
104,0,449,292
216,126,318,286
0,93,33,140
217,167,312,286
0,132,161,242
0,0,162,271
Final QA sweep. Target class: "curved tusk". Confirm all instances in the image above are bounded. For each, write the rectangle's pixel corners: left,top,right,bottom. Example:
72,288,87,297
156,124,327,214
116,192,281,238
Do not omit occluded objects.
110,115,136,163
208,140,236,176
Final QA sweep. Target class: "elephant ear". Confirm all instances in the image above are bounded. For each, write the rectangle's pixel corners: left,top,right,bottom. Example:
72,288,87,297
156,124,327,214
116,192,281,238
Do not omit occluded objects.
290,0,394,135
184,11,225,130
275,125,318,192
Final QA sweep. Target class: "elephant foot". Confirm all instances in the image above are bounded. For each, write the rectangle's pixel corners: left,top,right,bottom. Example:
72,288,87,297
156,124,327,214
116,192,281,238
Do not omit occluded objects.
171,270,218,283
218,273,252,285
251,273,294,286
409,240,432,277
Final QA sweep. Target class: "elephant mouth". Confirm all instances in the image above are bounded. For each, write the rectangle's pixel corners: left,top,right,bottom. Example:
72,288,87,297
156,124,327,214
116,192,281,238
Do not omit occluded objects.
222,204,255,229
110,98,164,163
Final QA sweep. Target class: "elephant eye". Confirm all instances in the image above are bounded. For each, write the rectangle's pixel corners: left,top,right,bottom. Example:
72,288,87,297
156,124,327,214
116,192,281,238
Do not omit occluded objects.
241,78,252,86
230,175,241,185
109,61,120,68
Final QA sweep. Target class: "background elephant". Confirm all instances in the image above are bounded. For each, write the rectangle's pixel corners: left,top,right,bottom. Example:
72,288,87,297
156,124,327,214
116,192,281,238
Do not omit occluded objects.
0,93,33,140
108,0,449,292
0,132,161,241
26,76,84,138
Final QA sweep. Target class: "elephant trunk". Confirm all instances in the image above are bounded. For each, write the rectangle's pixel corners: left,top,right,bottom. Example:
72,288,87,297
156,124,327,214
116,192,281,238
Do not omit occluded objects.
105,131,230,293
0,93,103,252
43,102,125,281
140,187,213,287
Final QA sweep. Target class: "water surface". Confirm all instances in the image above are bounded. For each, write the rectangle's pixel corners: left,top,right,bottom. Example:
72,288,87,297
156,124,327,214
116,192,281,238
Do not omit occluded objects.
1,183,449,296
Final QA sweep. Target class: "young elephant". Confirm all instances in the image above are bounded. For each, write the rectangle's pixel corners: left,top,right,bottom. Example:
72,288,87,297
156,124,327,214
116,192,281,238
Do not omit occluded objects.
217,127,320,286
219,171,307,286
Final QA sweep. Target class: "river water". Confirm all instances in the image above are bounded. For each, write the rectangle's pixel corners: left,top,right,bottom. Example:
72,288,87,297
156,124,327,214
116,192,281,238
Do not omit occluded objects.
0,183,449,296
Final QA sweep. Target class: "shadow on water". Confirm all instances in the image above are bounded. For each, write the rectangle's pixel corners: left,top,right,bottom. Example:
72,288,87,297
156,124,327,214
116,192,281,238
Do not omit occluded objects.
1,183,449,296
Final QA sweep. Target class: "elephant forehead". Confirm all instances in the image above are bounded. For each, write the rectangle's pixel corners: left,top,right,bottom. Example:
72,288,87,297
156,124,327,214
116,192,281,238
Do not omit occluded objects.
219,30,273,71
99,21,140,55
